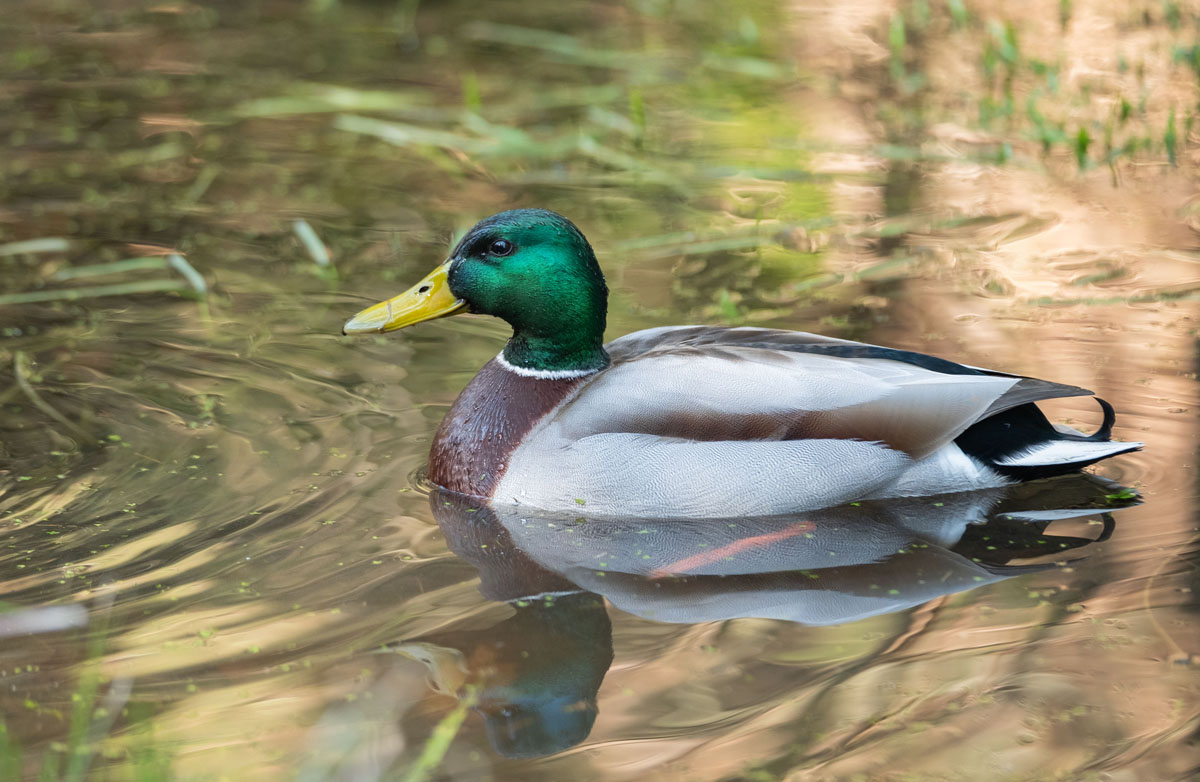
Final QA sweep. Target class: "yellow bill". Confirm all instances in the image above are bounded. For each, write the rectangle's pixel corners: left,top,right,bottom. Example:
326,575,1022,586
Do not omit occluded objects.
342,261,467,335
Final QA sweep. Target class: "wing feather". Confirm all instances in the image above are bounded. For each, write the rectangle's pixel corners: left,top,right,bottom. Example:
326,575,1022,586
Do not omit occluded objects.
608,326,1092,415
558,344,1018,457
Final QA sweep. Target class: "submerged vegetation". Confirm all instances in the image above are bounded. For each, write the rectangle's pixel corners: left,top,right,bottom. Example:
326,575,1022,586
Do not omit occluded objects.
879,0,1200,176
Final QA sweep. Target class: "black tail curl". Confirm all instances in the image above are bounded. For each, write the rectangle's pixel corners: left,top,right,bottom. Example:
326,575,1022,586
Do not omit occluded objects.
1084,397,1116,442
955,396,1128,481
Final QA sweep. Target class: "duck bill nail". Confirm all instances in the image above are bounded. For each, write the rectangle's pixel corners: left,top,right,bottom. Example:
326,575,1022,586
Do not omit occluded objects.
342,261,466,335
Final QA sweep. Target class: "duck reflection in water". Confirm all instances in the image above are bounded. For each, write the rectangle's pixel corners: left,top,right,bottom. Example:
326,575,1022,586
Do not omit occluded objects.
391,477,1135,759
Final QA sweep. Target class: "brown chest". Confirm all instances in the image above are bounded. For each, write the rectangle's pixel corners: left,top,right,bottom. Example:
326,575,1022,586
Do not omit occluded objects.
427,360,585,497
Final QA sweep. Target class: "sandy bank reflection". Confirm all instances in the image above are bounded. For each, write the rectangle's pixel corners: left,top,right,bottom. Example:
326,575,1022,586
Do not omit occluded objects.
395,477,1132,759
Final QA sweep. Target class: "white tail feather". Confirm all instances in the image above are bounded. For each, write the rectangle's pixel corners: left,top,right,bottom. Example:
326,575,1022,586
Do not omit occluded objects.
996,439,1143,468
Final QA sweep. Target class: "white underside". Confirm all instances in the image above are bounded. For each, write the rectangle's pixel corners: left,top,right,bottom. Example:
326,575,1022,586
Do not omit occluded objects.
496,436,1010,519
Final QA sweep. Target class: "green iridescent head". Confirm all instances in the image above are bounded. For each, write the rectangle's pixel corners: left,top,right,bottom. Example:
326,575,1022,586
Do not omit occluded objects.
344,209,610,374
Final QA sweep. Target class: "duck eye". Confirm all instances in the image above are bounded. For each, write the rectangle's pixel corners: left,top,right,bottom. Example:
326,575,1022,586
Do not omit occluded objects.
488,239,514,257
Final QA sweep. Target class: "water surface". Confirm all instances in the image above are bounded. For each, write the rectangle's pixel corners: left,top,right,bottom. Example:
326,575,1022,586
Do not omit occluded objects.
1,0,1198,779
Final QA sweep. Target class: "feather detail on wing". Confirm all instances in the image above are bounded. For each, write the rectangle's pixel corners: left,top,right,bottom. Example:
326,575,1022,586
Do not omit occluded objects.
608,326,1095,422
609,328,1099,426
557,341,1019,458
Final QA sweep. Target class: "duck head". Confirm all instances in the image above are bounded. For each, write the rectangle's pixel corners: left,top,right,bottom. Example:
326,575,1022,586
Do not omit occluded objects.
343,209,610,374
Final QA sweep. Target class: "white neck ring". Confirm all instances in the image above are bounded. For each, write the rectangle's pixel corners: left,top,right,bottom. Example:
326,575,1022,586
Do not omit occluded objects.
495,351,601,380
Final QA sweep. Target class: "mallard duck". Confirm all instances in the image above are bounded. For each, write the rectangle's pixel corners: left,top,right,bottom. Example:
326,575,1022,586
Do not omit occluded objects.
343,209,1141,517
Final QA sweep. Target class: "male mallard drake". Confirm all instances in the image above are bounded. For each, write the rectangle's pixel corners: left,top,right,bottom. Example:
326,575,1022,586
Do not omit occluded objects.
344,209,1141,517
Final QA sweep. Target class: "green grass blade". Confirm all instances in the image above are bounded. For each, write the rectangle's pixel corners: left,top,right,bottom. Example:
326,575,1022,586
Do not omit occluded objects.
0,722,22,782
402,686,477,782
0,238,71,256
293,220,332,267
167,254,208,297
0,279,190,305
52,257,169,280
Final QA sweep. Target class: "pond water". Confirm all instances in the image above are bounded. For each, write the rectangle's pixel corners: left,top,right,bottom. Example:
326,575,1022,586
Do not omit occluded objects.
1,0,1198,780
